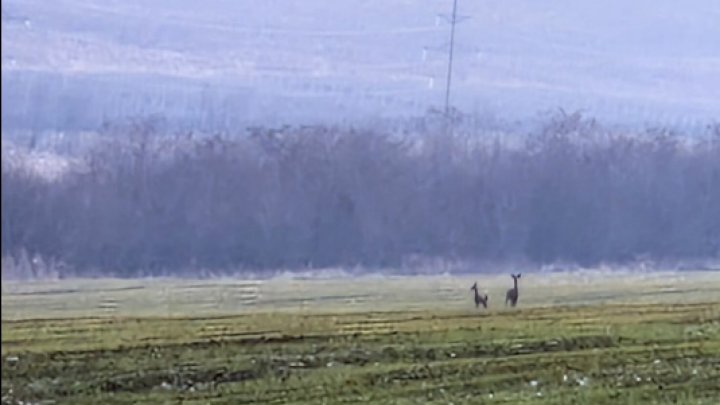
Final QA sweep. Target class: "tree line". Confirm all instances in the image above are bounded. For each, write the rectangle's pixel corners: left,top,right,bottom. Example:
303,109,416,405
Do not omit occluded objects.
2,113,719,278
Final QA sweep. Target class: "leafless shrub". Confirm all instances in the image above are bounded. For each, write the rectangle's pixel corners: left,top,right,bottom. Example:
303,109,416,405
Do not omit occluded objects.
2,114,718,277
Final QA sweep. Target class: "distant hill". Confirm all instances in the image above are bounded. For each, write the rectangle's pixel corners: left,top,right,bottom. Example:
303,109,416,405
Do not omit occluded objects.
2,0,719,132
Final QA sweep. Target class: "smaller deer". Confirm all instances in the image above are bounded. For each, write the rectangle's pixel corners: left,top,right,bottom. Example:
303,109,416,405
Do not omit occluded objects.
470,282,489,309
505,273,521,307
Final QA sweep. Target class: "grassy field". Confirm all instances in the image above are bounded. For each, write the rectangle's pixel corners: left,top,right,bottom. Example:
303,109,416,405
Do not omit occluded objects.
2,271,719,404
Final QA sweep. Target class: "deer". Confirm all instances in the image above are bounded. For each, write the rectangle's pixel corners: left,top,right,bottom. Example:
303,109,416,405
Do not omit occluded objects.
505,273,521,307
470,282,489,309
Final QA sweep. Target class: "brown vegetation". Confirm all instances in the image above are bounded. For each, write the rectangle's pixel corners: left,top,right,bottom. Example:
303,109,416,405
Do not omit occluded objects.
2,114,719,277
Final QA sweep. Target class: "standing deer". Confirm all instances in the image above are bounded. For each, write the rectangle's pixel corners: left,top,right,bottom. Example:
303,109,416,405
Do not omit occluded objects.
505,273,521,307
470,282,488,309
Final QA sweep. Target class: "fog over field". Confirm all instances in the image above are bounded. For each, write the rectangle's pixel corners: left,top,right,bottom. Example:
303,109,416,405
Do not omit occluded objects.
2,1,720,278
2,6,720,405
2,0,719,131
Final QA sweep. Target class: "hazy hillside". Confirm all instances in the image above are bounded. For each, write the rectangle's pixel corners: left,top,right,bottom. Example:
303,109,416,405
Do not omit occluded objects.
2,0,719,131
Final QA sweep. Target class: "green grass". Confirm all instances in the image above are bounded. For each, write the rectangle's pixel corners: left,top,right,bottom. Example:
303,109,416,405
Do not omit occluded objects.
2,271,720,404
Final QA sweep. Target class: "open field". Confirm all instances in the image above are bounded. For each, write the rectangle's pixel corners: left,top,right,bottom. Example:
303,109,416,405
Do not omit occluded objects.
2,271,720,404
